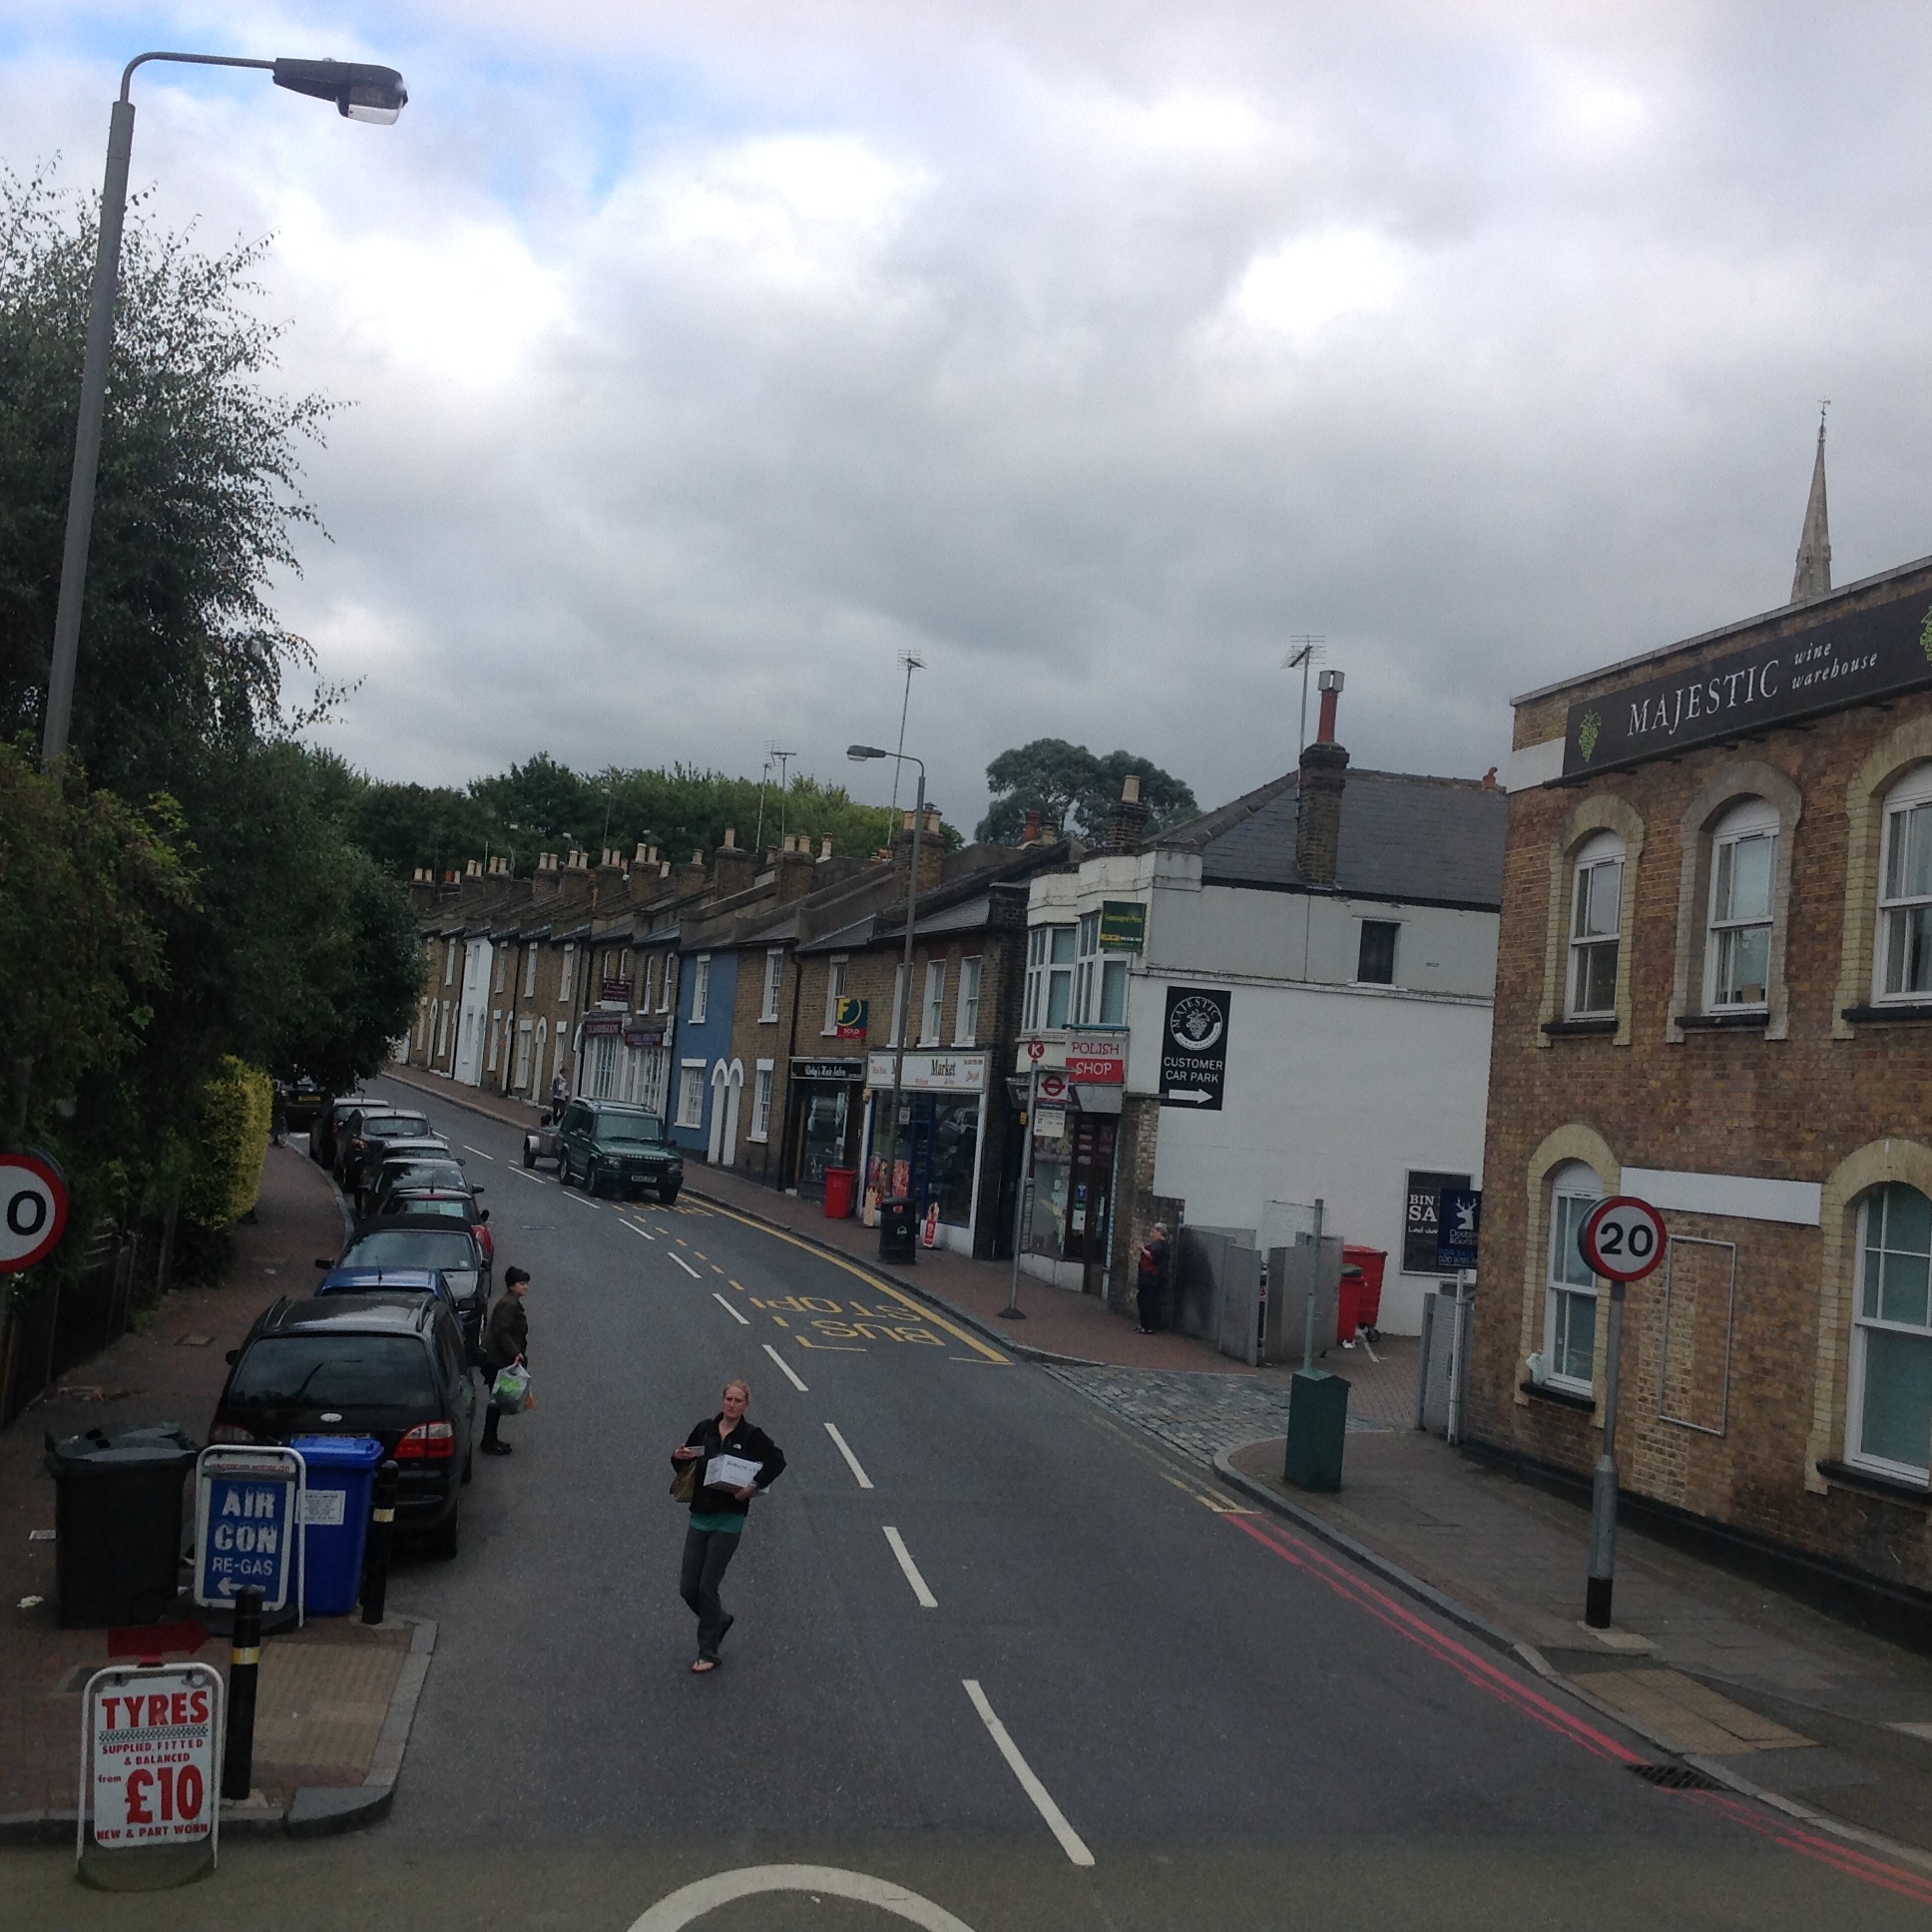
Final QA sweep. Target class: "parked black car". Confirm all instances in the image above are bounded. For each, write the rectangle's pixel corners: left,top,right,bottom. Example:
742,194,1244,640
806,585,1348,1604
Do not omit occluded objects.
526,1101,684,1203
323,1213,493,1353
367,1155,470,1212
336,1111,435,1197
310,1092,363,1169
208,1295,475,1557
275,1077,327,1135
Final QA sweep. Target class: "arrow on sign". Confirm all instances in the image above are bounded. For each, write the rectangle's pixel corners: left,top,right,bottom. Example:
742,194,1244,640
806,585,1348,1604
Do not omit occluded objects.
1166,1089,1214,1104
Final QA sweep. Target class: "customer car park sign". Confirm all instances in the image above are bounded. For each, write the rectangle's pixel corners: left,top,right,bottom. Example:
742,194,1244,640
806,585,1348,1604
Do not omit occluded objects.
1159,987,1230,1110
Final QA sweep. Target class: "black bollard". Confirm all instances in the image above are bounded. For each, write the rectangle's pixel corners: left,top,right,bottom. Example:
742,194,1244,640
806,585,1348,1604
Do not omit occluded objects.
361,1459,400,1626
222,1586,262,1802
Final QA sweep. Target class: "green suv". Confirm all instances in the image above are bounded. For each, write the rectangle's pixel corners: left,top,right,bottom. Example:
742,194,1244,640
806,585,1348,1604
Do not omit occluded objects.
528,1101,684,1204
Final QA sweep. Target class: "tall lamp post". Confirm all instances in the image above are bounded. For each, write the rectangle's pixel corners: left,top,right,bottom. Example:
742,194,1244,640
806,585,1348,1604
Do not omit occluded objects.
41,51,409,771
849,743,925,1259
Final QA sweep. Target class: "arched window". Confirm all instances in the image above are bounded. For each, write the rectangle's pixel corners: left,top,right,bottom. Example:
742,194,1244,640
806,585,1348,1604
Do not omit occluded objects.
1704,796,1778,1011
1544,1160,1604,1393
1849,1183,1932,1479
1568,830,1626,1018
1875,765,1932,1003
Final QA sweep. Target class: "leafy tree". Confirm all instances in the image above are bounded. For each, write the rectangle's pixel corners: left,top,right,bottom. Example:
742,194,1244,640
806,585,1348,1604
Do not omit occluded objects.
0,172,331,796
977,739,1197,842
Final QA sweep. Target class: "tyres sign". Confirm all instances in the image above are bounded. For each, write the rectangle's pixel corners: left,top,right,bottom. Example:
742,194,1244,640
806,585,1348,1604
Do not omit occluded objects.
0,1153,68,1273
81,1663,222,1855
1160,986,1230,1111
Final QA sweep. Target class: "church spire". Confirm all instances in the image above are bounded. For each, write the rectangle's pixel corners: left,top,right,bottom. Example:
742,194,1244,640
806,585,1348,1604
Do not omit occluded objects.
1790,405,1831,603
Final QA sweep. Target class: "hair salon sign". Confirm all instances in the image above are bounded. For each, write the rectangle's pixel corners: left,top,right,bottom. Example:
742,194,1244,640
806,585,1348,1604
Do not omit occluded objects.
1562,594,1932,778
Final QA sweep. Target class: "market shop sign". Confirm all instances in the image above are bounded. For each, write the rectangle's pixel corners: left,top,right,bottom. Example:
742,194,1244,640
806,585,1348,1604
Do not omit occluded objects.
865,1052,988,1093
1561,592,1932,778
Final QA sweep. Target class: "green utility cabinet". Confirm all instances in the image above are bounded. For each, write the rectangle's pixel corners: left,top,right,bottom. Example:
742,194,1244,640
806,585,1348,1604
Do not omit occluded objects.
1283,1369,1350,1492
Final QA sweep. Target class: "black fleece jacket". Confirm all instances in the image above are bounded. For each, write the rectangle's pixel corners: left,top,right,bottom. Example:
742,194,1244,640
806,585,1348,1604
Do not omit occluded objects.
674,1414,786,1519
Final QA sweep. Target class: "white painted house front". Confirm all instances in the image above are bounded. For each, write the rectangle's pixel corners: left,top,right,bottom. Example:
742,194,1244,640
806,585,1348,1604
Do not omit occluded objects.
1020,715,1507,1335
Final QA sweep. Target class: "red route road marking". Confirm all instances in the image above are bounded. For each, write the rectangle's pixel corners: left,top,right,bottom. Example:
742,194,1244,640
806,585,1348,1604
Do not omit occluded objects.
1226,1511,1932,1905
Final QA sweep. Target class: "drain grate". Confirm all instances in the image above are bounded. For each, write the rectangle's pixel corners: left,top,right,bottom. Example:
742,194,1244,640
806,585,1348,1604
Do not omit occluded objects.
1629,1762,1722,1791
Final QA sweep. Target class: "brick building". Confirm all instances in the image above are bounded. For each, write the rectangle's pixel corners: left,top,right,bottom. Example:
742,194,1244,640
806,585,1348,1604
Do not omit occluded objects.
1473,464,1932,1597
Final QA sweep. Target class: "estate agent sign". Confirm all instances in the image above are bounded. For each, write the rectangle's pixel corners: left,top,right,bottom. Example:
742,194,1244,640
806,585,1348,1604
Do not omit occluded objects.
1562,592,1932,777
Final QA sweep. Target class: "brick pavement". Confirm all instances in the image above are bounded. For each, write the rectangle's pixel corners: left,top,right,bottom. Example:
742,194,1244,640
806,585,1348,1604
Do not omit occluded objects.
0,1144,428,1837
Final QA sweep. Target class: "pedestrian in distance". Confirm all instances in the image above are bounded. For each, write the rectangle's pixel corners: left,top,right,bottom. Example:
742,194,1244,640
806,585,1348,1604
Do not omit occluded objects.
1137,1221,1170,1334
550,1069,570,1114
671,1379,785,1674
480,1266,530,1456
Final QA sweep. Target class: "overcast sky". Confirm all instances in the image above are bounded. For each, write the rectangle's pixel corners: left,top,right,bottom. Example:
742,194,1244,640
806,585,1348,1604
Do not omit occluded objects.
5,2,1930,828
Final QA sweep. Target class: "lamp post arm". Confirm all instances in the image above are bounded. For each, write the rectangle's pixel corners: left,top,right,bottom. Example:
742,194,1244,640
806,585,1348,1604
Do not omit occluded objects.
880,753,924,1221
121,52,273,100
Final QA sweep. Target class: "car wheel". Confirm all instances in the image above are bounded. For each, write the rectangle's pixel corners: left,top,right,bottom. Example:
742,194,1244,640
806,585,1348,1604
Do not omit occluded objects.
522,1139,537,1170
659,1184,681,1207
425,1503,460,1560
589,1162,608,1199
461,1446,474,1486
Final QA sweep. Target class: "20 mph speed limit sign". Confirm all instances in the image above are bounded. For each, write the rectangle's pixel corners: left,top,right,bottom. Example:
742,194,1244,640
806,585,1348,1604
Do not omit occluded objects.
1578,1196,1667,1283
0,1154,69,1273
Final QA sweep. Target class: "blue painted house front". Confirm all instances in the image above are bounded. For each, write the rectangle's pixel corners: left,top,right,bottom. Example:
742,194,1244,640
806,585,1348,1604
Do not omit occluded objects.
670,945,739,1161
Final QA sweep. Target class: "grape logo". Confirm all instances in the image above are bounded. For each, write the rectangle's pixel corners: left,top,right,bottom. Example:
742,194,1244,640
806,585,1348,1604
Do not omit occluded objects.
1169,994,1224,1054
1578,711,1602,762
1920,605,1932,666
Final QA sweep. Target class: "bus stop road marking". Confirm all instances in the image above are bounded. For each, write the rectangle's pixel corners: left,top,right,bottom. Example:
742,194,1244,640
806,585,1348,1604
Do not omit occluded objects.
962,1681,1094,1867
692,1202,1008,1364
670,1253,702,1279
762,1343,808,1392
714,1292,750,1326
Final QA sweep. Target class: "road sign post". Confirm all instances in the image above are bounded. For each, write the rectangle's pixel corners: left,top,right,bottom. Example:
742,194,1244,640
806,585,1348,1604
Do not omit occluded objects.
1002,1064,1038,1320
1577,1196,1668,1629
78,1662,223,1890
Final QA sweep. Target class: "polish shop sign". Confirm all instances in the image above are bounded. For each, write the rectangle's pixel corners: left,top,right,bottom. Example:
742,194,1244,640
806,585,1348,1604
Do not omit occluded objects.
1561,592,1932,778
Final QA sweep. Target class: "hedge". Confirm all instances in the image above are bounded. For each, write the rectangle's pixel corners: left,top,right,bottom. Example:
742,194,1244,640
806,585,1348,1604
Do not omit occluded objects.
179,1058,273,1229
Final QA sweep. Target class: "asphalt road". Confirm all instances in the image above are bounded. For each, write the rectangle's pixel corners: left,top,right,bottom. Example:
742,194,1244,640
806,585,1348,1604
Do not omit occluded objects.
11,1076,1932,1930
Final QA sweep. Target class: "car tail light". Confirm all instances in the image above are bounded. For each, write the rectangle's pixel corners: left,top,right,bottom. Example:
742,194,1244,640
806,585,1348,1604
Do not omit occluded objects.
209,1424,255,1444
395,1420,455,1460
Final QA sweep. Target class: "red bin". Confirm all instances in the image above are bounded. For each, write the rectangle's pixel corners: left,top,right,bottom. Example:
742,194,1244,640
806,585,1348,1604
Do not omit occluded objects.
822,1167,857,1219
1343,1244,1388,1336
1337,1265,1363,1345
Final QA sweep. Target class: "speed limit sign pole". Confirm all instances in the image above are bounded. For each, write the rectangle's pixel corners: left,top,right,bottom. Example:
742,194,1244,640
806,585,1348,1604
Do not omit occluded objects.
1578,1196,1668,1629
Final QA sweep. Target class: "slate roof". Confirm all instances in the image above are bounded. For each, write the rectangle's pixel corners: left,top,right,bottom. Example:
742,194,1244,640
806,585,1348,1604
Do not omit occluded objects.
1165,767,1507,911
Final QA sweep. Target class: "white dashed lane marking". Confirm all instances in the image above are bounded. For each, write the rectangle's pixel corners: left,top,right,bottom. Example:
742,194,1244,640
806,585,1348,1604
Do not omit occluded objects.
670,1252,702,1279
823,1423,874,1490
713,1292,750,1326
761,1343,808,1392
962,1681,1094,1868
882,1528,936,1608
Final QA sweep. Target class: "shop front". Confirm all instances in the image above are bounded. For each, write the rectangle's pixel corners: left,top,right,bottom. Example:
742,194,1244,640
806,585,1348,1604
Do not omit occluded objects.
1015,1033,1127,1293
582,1010,626,1100
622,1020,670,1117
860,1052,990,1255
785,1058,865,1200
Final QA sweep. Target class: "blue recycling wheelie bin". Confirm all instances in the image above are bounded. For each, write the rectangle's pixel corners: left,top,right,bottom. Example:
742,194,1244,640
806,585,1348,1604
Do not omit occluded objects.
289,1436,383,1615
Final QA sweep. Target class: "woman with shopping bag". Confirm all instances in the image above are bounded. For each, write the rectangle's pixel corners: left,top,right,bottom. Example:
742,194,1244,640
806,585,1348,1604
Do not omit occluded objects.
480,1267,531,1456
671,1378,785,1672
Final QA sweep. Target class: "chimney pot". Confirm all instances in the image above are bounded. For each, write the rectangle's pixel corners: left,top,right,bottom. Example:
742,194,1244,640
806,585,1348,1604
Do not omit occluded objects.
1122,772,1142,803
819,834,833,859
723,826,736,850
1023,807,1042,843
1316,667,1345,745
1481,766,1500,790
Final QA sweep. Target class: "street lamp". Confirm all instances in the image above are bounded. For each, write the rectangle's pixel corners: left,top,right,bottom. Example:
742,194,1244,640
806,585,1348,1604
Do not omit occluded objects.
849,742,926,1261
40,51,409,771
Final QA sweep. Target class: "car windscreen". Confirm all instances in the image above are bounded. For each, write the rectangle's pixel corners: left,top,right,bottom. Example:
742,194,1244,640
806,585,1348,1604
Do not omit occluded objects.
365,1116,431,1140
228,1334,435,1407
595,1113,665,1145
379,1163,464,1188
342,1229,477,1270
388,1198,471,1220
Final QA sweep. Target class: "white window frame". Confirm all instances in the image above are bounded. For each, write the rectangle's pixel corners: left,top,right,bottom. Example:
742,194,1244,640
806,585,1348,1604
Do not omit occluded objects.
761,949,785,1023
823,957,849,1035
1025,925,1076,1030
889,962,910,1047
559,943,576,1004
523,943,539,998
1074,912,1100,1024
677,1060,707,1130
661,955,679,1015
1703,797,1778,1013
1847,1184,1932,1483
1875,767,1932,1004
1355,919,1400,987
1543,1162,1605,1397
955,957,983,1046
920,959,946,1045
1098,955,1129,1026
750,1060,775,1142
494,948,507,994
444,942,457,986
514,1018,534,1088
1568,831,1626,1019
691,954,712,1025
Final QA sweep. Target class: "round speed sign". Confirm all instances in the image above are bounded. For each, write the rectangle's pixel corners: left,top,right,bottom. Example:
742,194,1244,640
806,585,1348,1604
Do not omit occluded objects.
1579,1196,1667,1283
0,1154,69,1273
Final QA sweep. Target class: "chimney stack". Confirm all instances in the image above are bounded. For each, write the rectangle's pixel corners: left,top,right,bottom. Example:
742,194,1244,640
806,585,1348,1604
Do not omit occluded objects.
1022,807,1042,845
1104,771,1153,852
819,834,834,860
1296,671,1348,888
892,803,946,891
714,830,757,896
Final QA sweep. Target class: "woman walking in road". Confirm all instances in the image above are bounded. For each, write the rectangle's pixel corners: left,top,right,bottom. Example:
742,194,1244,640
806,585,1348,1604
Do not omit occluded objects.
672,1378,785,1673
